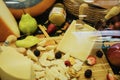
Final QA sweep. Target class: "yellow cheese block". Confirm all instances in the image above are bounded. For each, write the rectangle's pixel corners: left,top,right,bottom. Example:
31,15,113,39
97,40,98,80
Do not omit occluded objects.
57,20,102,61
0,46,34,80
0,0,20,41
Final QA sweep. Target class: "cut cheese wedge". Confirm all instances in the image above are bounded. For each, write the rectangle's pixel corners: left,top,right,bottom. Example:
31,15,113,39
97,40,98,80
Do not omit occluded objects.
57,20,102,61
0,0,20,41
0,46,34,80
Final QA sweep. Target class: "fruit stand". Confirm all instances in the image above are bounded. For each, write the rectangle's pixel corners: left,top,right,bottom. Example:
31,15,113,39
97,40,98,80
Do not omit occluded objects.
0,0,120,80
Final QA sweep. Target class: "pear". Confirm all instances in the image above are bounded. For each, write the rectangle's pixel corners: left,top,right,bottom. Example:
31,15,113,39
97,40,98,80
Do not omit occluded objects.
19,13,37,35
15,36,40,48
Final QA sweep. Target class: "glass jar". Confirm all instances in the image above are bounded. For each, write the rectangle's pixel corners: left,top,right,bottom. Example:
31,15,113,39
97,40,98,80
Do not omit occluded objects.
49,3,66,26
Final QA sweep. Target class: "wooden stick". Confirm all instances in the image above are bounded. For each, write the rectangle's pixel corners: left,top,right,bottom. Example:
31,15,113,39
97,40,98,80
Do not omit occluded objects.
38,25,50,38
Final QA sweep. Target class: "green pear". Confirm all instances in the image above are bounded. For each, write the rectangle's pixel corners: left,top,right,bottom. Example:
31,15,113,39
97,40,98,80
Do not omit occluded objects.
15,36,40,48
19,13,37,35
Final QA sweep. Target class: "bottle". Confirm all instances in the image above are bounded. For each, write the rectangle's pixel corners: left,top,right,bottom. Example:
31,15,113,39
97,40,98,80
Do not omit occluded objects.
49,3,66,26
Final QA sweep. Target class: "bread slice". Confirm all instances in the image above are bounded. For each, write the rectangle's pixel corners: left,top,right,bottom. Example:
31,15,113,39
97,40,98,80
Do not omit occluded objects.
0,0,20,42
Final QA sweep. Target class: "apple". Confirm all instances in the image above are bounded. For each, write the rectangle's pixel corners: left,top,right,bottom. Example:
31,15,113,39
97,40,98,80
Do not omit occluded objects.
107,43,120,67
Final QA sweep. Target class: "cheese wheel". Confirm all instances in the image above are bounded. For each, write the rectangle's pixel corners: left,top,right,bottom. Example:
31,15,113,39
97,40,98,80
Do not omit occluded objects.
5,0,56,19
0,0,20,42
0,46,34,80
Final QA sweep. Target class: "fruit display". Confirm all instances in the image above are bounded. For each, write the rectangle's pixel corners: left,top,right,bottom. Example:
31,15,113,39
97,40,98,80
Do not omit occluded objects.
0,0,120,80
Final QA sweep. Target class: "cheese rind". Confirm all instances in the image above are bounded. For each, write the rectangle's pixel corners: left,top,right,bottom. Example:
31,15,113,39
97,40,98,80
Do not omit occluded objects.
0,46,34,80
0,0,20,41
7,0,56,19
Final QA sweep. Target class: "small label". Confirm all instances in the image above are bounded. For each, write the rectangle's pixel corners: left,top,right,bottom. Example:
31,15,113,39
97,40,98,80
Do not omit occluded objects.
49,7,66,19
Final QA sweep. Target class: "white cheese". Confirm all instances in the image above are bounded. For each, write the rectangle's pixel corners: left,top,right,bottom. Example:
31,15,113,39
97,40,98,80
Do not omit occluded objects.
57,20,102,61
0,46,34,80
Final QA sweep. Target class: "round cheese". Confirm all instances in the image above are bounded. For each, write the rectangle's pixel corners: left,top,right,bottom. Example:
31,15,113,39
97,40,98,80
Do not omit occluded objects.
5,0,56,19
0,46,34,80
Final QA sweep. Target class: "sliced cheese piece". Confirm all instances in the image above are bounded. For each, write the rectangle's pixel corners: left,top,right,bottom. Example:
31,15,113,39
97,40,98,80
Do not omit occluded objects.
57,20,102,61
0,46,34,80
0,0,20,41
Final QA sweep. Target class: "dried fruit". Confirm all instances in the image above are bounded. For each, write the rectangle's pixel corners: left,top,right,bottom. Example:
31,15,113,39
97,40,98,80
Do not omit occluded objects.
34,49,40,57
86,55,96,66
64,60,71,66
84,69,92,78
46,23,57,34
96,50,103,58
55,51,62,59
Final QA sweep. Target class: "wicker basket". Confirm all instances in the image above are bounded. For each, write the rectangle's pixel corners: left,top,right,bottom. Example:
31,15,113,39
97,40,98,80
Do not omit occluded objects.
64,0,107,24
80,5,107,23
64,0,83,17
